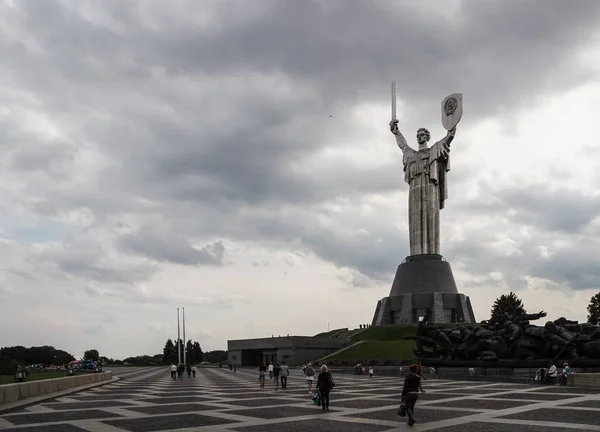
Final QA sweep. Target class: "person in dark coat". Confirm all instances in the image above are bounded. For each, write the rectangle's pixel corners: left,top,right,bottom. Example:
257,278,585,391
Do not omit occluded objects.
402,364,421,426
316,365,335,411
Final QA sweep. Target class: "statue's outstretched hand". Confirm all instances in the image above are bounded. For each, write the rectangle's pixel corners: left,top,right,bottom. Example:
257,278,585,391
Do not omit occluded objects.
389,119,399,135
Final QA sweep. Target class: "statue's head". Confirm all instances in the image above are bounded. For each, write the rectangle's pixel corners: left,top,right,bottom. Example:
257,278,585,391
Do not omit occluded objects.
416,128,430,146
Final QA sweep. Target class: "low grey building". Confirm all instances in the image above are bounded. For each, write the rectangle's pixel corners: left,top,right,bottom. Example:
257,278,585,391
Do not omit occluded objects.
227,335,347,367
372,254,476,325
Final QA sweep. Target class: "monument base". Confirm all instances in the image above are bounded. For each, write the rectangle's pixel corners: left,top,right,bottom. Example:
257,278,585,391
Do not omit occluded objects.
372,254,476,325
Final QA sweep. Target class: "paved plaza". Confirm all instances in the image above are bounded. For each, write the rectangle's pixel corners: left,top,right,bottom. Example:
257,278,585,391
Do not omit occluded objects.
1,366,600,431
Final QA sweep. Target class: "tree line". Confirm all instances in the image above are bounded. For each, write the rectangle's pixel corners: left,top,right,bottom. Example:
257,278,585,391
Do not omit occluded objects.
0,345,75,374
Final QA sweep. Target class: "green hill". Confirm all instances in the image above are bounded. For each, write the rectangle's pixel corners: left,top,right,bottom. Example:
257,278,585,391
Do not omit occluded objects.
326,340,415,362
322,325,417,362
351,325,416,341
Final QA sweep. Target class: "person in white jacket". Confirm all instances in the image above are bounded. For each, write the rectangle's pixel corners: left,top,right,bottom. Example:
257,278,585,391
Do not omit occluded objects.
268,362,274,379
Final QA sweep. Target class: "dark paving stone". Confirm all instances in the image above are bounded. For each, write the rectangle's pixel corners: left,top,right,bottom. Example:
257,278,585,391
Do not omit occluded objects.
72,394,141,401
142,396,208,404
228,406,326,419
4,409,121,425
42,400,136,410
103,413,240,431
209,393,273,400
483,392,579,401
414,393,473,401
436,422,588,432
500,407,600,425
345,407,476,423
427,398,534,410
3,425,89,432
562,399,600,409
126,403,219,414
435,388,508,395
354,388,402,395
221,397,295,407
330,398,398,409
528,386,600,394
230,418,388,432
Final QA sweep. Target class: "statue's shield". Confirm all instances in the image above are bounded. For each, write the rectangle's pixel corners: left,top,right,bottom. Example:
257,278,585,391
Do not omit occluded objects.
441,93,463,130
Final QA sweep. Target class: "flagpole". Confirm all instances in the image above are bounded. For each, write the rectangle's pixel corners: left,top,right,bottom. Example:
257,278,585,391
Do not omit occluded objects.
177,308,182,364
182,307,187,365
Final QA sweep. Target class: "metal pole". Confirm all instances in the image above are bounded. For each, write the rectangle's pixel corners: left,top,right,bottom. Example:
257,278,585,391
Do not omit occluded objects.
182,307,187,365
177,308,181,364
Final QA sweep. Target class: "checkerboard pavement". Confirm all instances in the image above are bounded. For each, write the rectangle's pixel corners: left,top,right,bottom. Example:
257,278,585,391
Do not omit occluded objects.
1,366,600,431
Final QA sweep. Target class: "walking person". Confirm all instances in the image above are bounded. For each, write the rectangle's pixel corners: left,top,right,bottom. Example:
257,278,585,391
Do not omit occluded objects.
268,362,274,380
170,364,177,379
305,363,315,394
280,362,290,389
177,364,185,380
258,362,267,388
192,365,197,378
273,363,281,390
401,364,421,426
186,364,192,378
369,367,374,378
317,365,335,412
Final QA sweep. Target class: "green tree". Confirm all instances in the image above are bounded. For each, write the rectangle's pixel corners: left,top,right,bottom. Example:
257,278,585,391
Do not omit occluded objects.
163,339,176,364
192,342,204,363
490,292,526,325
185,340,194,364
587,292,600,325
83,349,100,362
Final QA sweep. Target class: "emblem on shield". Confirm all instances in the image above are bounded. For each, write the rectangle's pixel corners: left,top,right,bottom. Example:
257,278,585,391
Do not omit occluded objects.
441,93,463,131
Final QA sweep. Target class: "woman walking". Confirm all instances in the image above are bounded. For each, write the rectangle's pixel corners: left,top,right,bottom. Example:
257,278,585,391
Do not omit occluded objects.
317,365,335,412
401,364,421,426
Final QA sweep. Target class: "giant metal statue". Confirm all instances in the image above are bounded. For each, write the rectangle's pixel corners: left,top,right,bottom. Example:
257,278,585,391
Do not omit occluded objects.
389,82,463,256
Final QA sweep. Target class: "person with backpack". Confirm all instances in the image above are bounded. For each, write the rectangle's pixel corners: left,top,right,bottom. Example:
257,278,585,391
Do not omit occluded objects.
305,363,315,394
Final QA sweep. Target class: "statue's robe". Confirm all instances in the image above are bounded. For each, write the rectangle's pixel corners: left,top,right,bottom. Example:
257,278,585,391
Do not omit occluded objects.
403,138,451,255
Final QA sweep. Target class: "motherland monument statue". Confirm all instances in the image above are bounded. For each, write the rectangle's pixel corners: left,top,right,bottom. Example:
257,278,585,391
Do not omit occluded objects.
371,85,475,325
389,85,462,255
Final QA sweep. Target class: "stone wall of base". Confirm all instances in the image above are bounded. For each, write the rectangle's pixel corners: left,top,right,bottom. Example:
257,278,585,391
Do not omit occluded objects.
0,372,112,405
567,373,600,388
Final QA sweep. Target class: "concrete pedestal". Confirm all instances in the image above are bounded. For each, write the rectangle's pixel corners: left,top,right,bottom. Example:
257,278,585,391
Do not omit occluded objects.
372,254,476,325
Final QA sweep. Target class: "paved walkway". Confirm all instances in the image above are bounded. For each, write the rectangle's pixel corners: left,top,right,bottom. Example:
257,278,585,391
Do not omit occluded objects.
0,366,599,431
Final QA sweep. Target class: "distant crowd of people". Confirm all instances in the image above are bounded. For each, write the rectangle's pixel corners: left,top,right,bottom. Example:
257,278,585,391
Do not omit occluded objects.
169,363,196,379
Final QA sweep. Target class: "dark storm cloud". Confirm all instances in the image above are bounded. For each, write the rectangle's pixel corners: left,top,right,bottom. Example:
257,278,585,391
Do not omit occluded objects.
2,0,600,289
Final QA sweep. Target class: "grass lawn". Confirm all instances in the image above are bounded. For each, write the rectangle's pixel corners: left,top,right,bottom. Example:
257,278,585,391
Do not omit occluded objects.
0,371,71,385
350,325,416,342
327,340,416,361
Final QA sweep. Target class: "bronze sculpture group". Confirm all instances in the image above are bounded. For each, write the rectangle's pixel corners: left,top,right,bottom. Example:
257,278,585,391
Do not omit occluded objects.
413,308,600,363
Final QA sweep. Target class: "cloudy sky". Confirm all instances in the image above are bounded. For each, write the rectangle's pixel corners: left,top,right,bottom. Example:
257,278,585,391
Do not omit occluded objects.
2,0,600,360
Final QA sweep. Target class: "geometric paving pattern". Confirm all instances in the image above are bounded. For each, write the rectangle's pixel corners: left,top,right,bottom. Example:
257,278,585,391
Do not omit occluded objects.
1,366,599,431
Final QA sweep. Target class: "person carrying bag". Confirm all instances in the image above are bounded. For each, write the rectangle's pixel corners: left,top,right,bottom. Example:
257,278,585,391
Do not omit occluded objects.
399,364,421,426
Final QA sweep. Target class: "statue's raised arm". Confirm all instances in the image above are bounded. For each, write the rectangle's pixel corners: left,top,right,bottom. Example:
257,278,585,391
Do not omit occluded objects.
389,119,414,155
